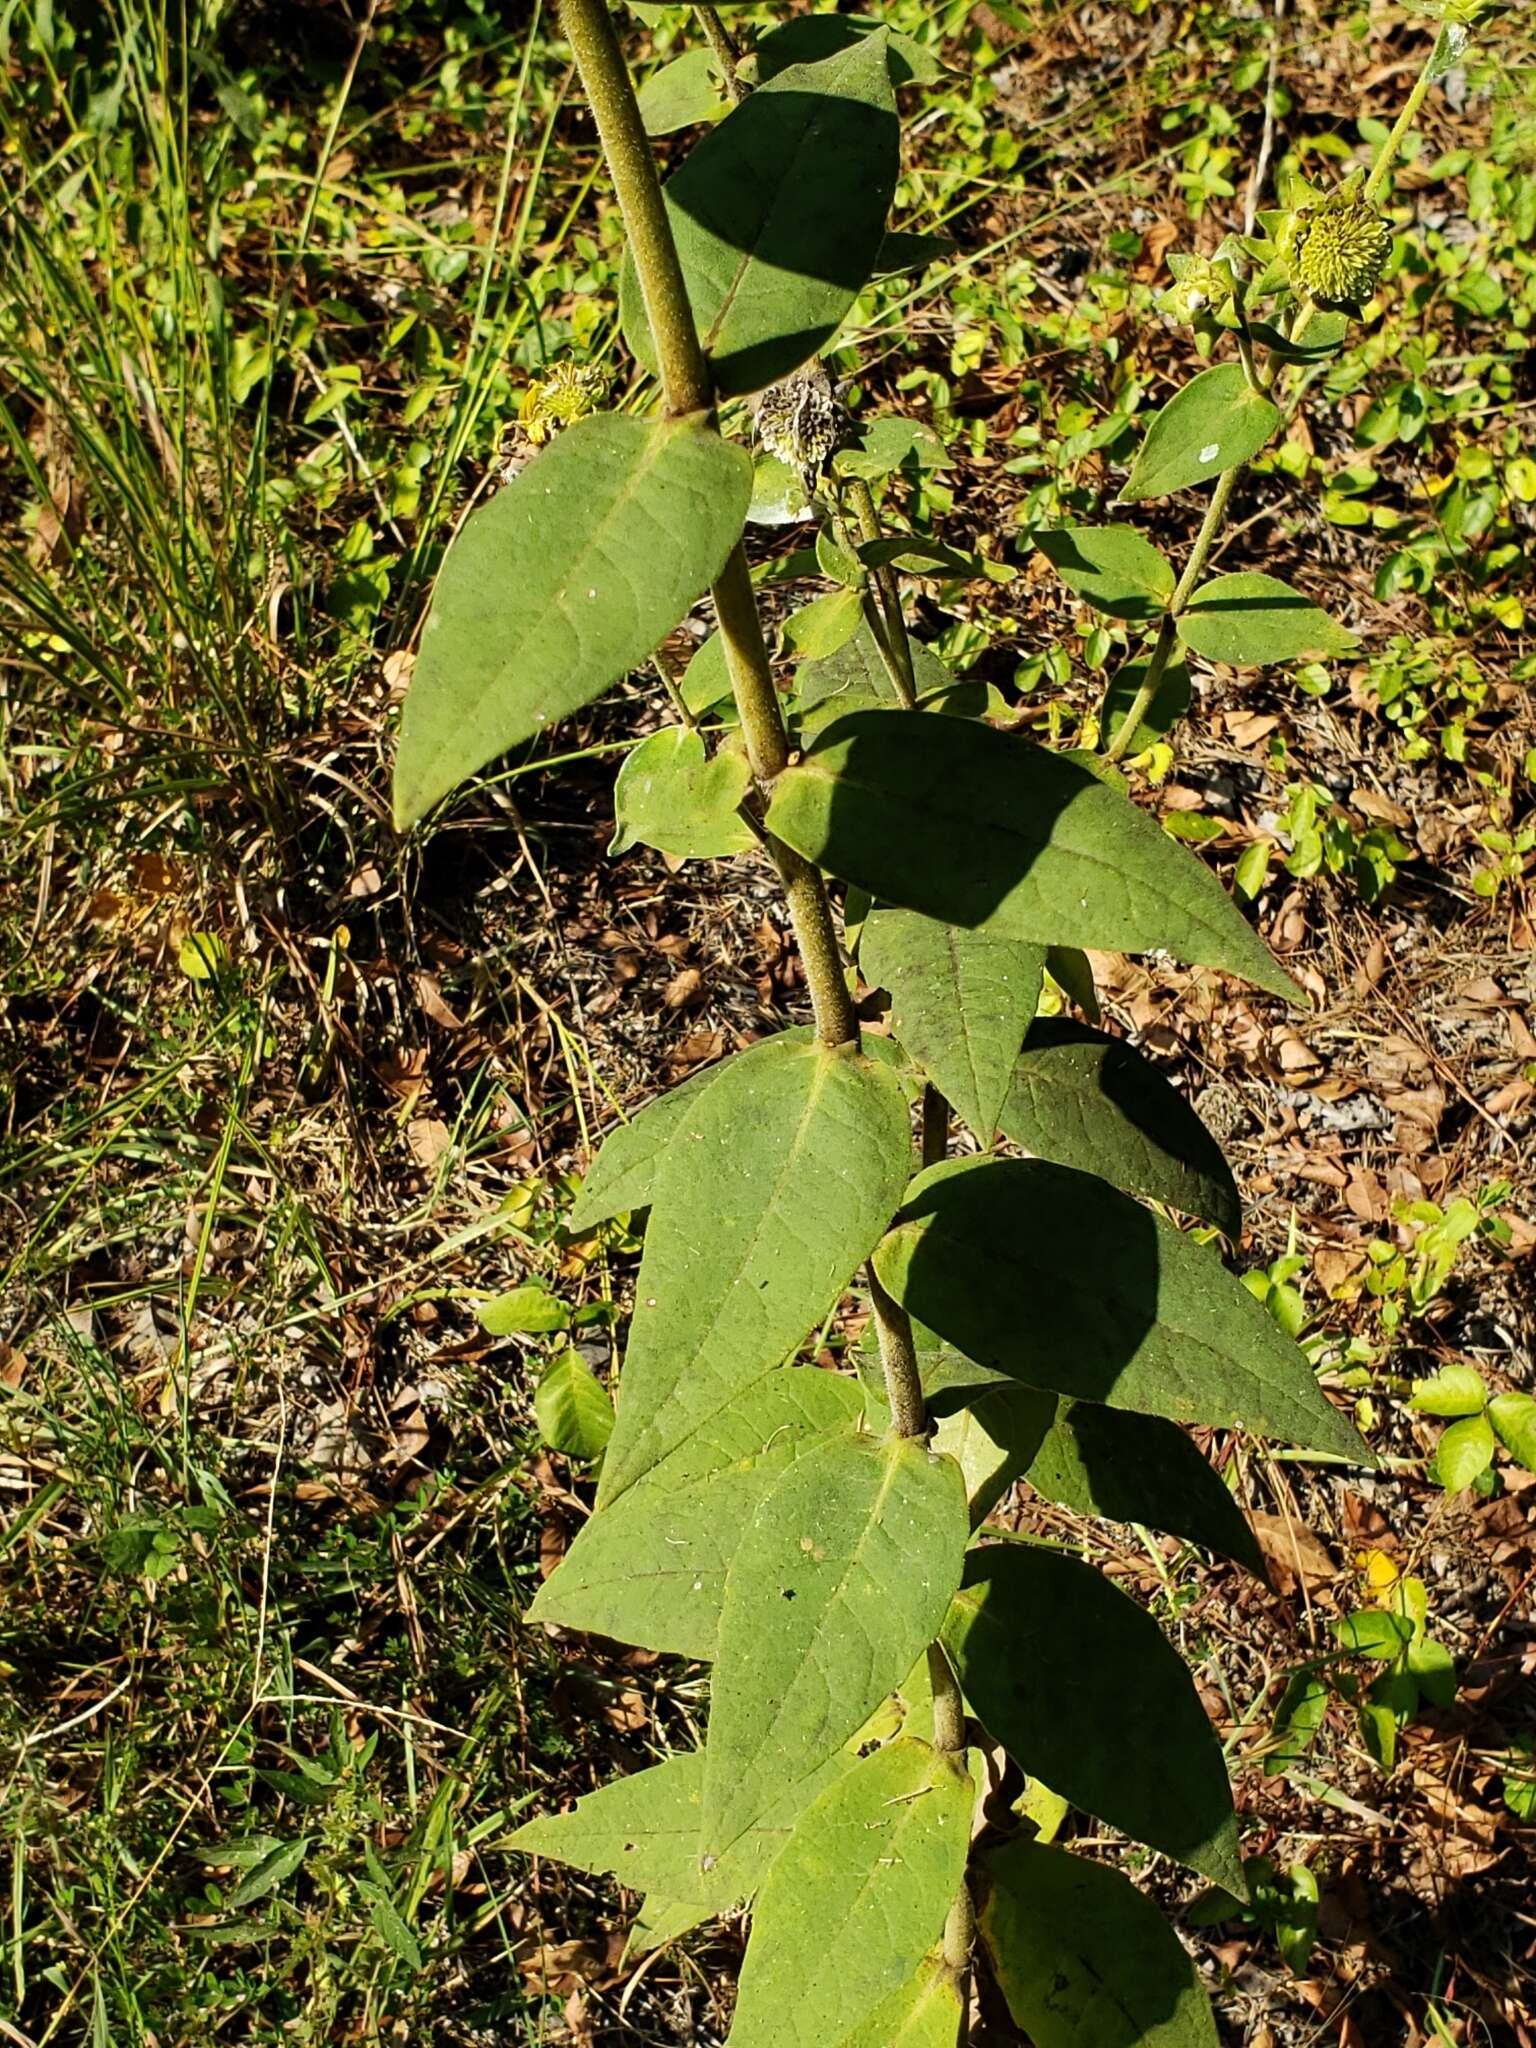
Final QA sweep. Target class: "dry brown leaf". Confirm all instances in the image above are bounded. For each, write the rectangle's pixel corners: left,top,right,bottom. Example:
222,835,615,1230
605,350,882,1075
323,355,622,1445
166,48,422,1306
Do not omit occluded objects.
407,1117,452,1168
1251,1511,1336,1594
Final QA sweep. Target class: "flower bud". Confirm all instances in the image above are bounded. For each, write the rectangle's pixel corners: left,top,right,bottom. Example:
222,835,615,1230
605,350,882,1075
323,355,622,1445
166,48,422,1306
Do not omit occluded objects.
1158,253,1239,328
1289,192,1392,310
518,361,608,447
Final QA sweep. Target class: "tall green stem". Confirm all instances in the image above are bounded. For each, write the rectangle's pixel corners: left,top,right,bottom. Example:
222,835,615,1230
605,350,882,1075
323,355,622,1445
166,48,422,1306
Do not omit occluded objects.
559,0,856,1048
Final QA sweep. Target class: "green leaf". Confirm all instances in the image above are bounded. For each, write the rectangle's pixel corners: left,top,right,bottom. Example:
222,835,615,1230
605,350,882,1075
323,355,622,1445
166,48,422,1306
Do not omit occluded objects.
748,15,944,88
1409,1365,1488,1418
365,1888,424,1972
702,1434,968,1855
1489,1392,1536,1472
529,1369,863,1657
726,1739,970,2048
764,712,1298,1000
1024,1399,1266,1579
599,1036,913,1502
1120,363,1281,503
1432,1411,1496,1492
393,413,749,827
872,1157,1369,1460
533,1352,614,1462
933,1381,1058,1528
1100,655,1192,756
833,415,949,482
566,1042,755,1235
610,725,756,859
1250,312,1349,361
225,1836,312,1910
943,1545,1241,1891
621,1895,711,1962
793,623,984,739
1265,1671,1329,1777
637,48,728,134
783,587,867,661
1333,1609,1413,1658
870,229,958,280
680,631,735,719
861,909,1044,1139
621,37,898,397
479,1282,569,1335
1035,526,1176,622
834,1954,965,2048
507,1748,850,1914
1176,572,1357,666
998,1019,1240,1235
1406,1634,1457,1709
981,1838,1220,2048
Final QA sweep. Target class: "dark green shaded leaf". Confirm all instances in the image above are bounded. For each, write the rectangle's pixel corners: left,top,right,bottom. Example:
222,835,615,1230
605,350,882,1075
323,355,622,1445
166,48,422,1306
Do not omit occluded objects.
1250,313,1349,361
869,230,957,279
998,1018,1240,1234
862,909,1044,1139
872,1156,1369,1460
981,1838,1220,2047
1101,655,1192,755
1035,525,1176,621
393,413,749,827
747,15,944,87
764,711,1298,999
1024,1399,1265,1579
1121,363,1280,503
621,38,898,396
1176,572,1357,666
727,1740,970,2047
944,1545,1240,1890
702,1434,968,1855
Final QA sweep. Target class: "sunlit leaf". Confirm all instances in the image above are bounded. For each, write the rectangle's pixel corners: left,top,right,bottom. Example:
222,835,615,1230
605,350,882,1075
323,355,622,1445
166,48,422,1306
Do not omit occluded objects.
393,413,749,826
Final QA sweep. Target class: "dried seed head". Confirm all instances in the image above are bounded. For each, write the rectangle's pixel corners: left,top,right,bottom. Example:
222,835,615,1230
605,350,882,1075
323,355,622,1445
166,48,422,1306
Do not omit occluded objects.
1289,192,1393,310
752,361,844,494
518,360,609,447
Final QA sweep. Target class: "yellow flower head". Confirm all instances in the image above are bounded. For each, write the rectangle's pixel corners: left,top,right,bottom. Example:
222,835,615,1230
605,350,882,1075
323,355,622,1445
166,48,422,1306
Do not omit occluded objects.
1288,191,1393,310
518,361,608,447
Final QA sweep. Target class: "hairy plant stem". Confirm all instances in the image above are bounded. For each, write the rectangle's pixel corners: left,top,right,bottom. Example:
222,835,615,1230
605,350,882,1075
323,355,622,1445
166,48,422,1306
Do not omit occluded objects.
560,0,856,1048
928,1640,976,1978
846,474,919,707
868,1265,927,1440
693,3,746,102
1101,41,1438,769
